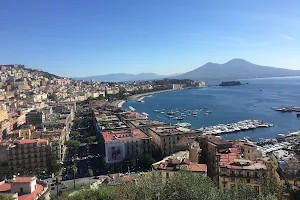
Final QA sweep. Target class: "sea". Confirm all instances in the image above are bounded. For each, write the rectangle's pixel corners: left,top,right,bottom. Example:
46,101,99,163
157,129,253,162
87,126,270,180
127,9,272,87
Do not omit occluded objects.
123,77,300,141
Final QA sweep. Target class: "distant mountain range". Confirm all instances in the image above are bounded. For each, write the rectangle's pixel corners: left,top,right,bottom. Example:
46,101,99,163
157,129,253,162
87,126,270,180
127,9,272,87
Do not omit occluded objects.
72,73,181,82
174,59,300,80
72,59,300,82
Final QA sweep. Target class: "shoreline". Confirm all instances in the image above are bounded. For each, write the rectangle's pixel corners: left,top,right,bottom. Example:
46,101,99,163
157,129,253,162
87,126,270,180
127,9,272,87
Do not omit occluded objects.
117,100,126,108
129,89,176,101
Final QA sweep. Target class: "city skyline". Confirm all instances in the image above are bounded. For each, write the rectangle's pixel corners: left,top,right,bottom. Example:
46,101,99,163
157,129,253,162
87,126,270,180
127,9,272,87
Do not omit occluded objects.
0,0,300,77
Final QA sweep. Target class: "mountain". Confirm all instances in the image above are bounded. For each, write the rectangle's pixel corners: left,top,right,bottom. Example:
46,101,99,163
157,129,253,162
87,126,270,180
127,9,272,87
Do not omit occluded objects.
175,59,300,80
73,73,179,82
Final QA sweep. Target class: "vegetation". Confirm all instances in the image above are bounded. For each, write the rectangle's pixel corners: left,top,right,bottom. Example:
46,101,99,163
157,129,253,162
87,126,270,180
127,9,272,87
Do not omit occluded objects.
59,172,279,200
0,194,14,200
70,131,80,137
86,136,96,143
47,153,61,174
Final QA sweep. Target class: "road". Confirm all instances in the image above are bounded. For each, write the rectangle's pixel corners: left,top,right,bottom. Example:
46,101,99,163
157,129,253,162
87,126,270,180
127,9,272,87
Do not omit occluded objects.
47,177,99,196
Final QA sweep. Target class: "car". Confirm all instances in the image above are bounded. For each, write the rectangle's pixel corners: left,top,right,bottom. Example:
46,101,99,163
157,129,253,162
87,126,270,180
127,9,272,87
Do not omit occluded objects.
51,187,55,190
93,176,99,179
50,183,55,186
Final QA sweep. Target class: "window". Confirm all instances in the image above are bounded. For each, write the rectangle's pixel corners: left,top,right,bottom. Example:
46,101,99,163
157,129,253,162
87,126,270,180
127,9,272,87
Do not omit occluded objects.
230,170,234,176
231,184,235,189
238,171,242,176
246,171,250,177
254,171,258,177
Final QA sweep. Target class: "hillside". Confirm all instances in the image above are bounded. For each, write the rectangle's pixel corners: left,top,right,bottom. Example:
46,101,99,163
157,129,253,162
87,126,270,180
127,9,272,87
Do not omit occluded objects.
175,59,300,80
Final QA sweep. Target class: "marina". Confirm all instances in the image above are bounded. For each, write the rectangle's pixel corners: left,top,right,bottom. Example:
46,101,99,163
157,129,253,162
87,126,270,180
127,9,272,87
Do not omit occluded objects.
124,77,300,141
198,120,273,135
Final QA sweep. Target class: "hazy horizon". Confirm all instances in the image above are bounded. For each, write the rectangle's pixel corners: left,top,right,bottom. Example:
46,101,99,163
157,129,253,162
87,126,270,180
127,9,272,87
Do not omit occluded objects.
1,0,299,77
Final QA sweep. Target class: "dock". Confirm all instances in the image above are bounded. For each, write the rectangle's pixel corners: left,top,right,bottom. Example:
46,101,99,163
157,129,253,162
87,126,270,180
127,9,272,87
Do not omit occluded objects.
129,106,135,111
199,119,273,135
272,106,300,112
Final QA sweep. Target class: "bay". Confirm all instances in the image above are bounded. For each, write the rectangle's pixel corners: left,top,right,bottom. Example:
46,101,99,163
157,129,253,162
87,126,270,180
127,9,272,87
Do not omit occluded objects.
123,77,300,141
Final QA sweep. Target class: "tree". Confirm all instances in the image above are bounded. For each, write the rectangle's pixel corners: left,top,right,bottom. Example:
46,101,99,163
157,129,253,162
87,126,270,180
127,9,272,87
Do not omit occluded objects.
46,153,61,174
72,118,80,125
72,165,78,189
0,194,14,200
88,169,93,185
86,136,96,144
65,140,80,150
70,131,80,137
139,154,156,171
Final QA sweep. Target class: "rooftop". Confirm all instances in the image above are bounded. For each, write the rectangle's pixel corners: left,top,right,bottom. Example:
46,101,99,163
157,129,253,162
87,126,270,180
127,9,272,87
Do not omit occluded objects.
129,119,166,127
0,183,11,192
11,177,35,183
218,148,267,170
102,128,150,142
18,184,43,200
14,139,48,145
150,126,200,136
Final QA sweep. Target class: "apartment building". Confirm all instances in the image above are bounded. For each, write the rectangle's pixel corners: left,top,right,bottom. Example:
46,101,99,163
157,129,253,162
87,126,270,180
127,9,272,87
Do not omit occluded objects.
217,148,267,194
102,128,151,164
7,139,49,175
148,126,203,157
25,110,45,126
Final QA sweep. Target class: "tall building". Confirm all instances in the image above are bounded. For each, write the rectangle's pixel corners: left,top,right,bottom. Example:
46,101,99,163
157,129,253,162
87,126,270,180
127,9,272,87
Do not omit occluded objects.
148,126,203,157
7,139,49,175
102,128,151,165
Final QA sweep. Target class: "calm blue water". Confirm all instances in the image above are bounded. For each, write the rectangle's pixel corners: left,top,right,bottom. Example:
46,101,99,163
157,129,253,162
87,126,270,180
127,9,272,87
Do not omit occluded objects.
123,77,300,141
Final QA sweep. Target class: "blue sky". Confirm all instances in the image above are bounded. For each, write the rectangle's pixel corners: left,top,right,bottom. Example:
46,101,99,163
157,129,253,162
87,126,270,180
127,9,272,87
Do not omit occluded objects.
0,0,300,77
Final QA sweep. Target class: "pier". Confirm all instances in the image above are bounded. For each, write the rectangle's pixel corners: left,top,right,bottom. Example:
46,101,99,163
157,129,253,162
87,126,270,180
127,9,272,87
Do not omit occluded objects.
272,106,300,112
198,119,273,135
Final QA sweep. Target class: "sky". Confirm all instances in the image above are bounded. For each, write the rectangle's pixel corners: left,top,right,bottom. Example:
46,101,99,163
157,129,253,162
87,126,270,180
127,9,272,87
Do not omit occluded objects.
0,0,300,77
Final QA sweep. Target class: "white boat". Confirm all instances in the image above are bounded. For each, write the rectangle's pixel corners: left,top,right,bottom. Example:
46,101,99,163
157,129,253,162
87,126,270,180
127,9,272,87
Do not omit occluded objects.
175,122,192,127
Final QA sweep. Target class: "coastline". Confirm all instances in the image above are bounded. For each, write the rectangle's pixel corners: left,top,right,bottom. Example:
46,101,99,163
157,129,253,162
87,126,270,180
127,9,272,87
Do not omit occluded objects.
129,89,176,101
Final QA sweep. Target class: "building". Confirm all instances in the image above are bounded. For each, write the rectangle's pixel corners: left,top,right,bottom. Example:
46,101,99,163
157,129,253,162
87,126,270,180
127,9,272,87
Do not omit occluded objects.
0,110,8,122
101,128,151,164
198,135,232,181
172,84,181,90
148,126,203,157
217,150,267,194
25,110,45,126
126,119,166,135
152,148,207,183
0,176,46,200
7,139,49,175
277,160,300,198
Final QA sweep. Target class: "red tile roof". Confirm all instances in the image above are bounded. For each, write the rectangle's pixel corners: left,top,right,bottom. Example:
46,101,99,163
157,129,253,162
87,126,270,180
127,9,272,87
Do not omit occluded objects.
11,177,34,183
0,183,11,192
121,176,135,183
186,164,207,172
16,139,48,145
18,184,43,200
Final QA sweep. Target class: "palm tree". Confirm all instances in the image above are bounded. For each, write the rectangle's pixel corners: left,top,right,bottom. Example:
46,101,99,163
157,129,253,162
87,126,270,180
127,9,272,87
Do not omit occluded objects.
87,169,93,185
72,165,78,189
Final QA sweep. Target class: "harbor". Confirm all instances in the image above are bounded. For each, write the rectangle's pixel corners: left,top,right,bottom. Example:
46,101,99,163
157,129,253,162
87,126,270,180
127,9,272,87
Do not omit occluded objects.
198,119,273,135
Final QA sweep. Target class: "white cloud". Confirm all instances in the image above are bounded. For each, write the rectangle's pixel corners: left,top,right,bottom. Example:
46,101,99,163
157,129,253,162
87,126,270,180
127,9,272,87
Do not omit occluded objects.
277,34,292,40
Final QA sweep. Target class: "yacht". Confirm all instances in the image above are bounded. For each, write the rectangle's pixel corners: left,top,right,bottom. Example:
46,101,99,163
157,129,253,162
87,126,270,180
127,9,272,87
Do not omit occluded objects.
175,122,192,127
